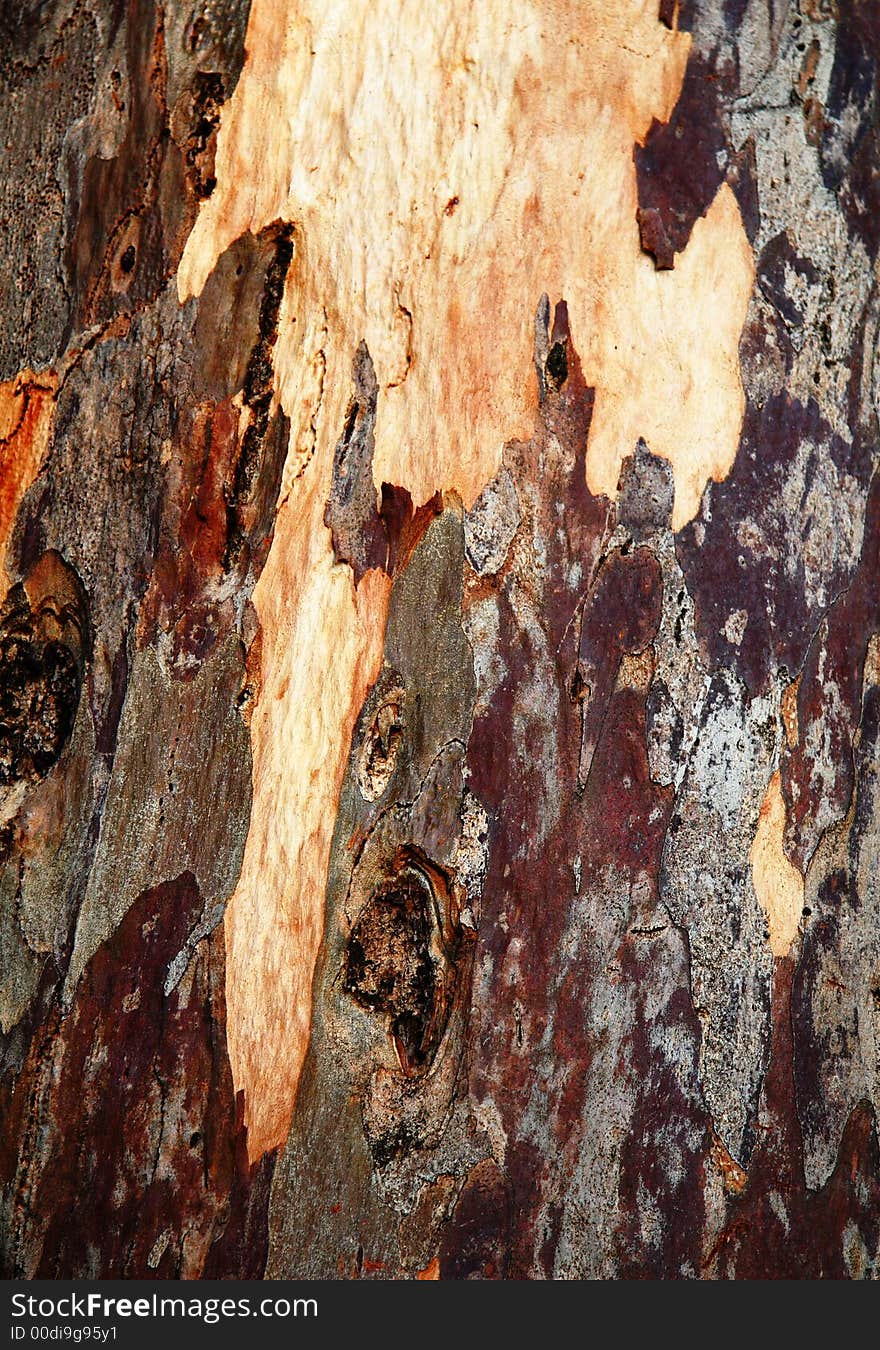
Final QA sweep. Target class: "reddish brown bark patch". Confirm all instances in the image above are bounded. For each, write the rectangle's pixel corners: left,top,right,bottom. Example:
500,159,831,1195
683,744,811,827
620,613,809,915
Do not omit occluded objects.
717,962,880,1278
676,393,870,697
635,55,728,268
439,1160,513,1280
325,342,444,585
2,873,271,1278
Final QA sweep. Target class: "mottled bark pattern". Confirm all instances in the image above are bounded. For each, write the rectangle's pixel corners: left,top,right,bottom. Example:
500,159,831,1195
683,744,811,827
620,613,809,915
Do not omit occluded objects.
0,0,276,1277
1,0,880,1280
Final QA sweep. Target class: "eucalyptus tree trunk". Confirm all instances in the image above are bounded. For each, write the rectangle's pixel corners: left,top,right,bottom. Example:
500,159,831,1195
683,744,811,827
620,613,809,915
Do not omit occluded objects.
2,0,879,1280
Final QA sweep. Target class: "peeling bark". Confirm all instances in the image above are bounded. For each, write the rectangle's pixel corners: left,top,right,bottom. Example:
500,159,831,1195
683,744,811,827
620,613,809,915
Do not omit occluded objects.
1,0,880,1280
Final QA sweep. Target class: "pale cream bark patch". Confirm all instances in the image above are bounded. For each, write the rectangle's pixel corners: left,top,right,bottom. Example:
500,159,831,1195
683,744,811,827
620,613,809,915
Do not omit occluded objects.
178,0,752,519
863,632,880,687
221,483,391,1162
781,673,801,749
751,771,805,960
177,0,755,1158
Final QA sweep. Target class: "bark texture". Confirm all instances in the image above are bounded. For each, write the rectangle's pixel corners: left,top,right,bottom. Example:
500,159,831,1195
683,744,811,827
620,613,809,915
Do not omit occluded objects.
2,0,880,1279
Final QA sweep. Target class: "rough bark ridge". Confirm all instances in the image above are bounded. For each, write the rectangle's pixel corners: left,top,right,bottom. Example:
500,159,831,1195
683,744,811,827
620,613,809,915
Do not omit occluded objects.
1,0,880,1279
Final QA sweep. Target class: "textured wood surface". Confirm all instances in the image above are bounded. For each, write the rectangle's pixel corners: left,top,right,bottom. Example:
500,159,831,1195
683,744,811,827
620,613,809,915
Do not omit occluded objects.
1,0,879,1279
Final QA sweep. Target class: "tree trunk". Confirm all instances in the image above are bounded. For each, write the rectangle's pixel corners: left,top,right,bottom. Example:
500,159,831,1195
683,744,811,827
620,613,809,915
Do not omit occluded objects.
2,0,880,1280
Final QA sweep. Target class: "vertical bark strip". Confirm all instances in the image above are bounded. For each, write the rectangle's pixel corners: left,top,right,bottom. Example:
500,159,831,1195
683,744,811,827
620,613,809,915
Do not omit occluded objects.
1,0,879,1279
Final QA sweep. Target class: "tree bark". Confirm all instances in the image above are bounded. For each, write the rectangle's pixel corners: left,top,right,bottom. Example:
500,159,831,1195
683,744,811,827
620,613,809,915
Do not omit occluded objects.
2,0,880,1279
